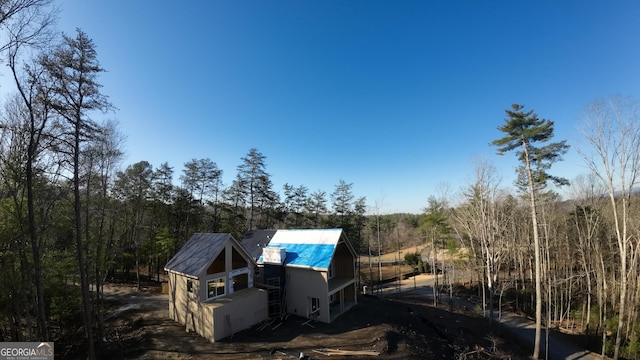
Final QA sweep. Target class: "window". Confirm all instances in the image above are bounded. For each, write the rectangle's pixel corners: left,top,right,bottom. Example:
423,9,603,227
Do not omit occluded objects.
232,273,249,293
207,249,225,274
231,246,247,270
186,279,194,293
310,297,320,318
207,278,225,299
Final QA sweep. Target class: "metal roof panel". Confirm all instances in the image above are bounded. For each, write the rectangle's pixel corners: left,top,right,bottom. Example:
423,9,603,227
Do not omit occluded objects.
164,233,231,276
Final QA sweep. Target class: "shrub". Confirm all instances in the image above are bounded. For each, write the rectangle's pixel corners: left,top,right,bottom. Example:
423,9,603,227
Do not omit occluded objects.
404,252,420,265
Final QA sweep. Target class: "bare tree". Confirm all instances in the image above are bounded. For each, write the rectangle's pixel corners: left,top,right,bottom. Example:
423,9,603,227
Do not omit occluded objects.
567,174,605,338
577,95,640,360
1,0,56,342
83,120,124,342
453,158,508,324
0,0,55,53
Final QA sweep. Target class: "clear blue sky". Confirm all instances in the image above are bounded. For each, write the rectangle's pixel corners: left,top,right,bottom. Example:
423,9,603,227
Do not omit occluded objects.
53,1,639,214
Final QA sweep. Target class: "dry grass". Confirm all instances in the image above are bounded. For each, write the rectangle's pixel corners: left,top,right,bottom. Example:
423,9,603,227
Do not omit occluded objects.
360,264,416,283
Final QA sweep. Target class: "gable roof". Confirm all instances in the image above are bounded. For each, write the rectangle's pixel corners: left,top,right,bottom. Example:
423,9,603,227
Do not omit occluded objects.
258,229,347,270
164,233,233,277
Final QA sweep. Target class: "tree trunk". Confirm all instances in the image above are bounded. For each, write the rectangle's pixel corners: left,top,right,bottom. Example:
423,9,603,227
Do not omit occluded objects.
522,143,543,359
26,146,49,341
74,124,96,360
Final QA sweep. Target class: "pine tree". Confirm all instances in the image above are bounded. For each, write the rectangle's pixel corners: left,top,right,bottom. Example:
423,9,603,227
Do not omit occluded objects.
42,29,112,360
492,104,568,359
237,148,269,230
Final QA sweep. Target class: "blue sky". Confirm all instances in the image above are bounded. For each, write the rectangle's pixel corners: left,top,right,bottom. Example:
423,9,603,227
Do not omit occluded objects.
51,1,640,214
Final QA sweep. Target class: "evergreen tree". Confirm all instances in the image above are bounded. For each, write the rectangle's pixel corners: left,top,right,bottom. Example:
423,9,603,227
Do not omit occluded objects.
42,29,113,359
330,180,367,251
307,189,328,227
236,148,269,230
113,161,153,290
492,104,568,359
331,179,354,224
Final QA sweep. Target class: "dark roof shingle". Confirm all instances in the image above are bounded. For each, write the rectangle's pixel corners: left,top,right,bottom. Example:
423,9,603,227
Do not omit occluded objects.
240,229,277,261
164,233,231,276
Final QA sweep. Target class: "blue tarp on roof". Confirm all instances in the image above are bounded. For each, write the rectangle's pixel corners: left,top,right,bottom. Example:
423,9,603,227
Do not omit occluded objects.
254,229,346,270
263,242,335,269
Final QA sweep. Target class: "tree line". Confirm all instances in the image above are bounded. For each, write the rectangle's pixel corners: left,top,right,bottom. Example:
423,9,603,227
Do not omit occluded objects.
411,100,640,360
0,2,369,357
364,101,640,360
1,2,639,360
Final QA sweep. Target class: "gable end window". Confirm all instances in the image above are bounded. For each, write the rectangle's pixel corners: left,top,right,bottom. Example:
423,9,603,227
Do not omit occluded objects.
186,279,194,293
207,278,225,299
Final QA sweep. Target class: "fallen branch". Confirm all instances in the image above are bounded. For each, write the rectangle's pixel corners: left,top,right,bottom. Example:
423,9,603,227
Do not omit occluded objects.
313,348,379,356
259,318,276,331
301,319,315,328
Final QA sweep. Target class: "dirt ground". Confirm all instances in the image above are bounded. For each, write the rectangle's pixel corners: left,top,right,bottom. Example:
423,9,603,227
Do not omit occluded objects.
95,281,532,360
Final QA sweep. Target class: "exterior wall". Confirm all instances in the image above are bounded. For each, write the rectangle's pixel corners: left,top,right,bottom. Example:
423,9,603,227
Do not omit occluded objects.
333,240,356,279
167,237,266,342
168,272,213,336
187,297,215,340
285,267,331,323
168,272,200,324
332,239,358,305
168,272,267,342
343,282,356,302
211,288,268,341
201,241,254,302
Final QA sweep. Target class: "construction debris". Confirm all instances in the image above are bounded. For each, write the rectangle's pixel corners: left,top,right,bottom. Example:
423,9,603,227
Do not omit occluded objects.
269,349,289,356
312,348,380,356
258,318,277,331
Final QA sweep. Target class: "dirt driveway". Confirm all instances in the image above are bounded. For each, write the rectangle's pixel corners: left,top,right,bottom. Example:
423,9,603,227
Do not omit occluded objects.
98,283,530,360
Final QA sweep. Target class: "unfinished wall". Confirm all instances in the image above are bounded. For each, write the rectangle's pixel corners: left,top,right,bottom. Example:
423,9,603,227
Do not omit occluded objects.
333,240,356,279
285,267,331,323
168,272,267,341
168,272,201,324
211,288,268,341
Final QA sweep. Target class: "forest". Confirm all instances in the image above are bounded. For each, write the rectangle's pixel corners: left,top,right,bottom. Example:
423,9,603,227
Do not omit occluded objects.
1,1,640,360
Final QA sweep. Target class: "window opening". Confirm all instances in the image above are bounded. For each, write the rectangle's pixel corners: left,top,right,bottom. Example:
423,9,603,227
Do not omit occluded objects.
207,249,225,274
231,246,247,270
310,297,320,318
232,273,249,293
328,259,335,279
207,278,225,299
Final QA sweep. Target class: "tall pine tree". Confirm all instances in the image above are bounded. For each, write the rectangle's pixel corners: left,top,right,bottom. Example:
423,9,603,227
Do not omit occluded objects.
492,104,568,359
42,29,112,360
